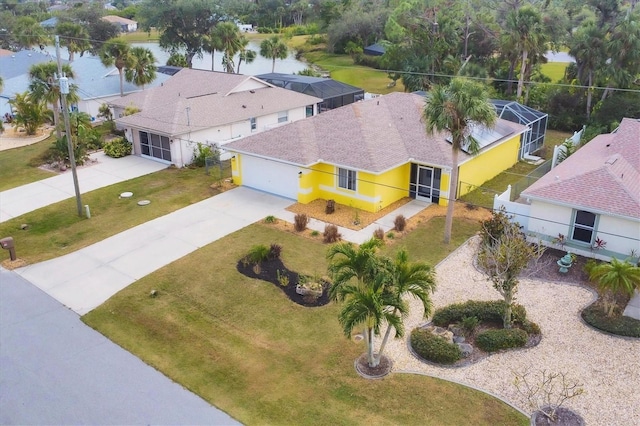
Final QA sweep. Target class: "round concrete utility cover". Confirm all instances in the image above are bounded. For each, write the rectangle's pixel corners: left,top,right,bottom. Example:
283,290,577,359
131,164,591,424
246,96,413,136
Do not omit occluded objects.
120,192,133,198
137,200,151,206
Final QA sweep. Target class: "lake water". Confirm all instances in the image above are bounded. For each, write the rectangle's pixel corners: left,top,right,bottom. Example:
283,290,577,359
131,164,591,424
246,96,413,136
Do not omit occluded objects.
45,40,309,76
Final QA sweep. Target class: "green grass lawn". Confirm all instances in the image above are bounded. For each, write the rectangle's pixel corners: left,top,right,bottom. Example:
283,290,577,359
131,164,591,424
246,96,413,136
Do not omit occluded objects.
83,220,527,425
118,29,160,42
540,62,568,82
303,50,404,95
0,136,56,191
0,167,224,264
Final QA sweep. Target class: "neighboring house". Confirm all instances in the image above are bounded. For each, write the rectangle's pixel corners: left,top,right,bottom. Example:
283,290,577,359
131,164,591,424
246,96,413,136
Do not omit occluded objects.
519,118,640,261
257,73,364,112
225,92,527,211
101,15,138,32
0,51,170,121
364,43,386,56
110,68,322,167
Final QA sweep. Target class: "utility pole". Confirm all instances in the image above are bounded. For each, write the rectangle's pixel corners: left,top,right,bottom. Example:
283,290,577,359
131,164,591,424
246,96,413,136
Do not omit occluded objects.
55,35,83,217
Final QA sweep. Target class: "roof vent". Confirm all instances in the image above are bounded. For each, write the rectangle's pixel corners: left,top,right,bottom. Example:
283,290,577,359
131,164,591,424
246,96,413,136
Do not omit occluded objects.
242,105,246,108
250,90,255,93
555,176,560,181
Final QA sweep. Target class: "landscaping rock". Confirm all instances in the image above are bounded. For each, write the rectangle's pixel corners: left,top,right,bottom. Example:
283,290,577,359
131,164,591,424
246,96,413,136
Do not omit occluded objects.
448,324,464,336
453,335,466,344
426,325,454,344
457,343,474,358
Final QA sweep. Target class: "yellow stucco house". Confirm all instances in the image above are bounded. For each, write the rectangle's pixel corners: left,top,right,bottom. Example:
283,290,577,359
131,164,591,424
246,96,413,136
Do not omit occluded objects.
225,92,527,212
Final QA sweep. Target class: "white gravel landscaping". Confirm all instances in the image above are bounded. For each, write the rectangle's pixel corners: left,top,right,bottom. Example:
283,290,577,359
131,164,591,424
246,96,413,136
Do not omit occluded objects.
381,237,640,426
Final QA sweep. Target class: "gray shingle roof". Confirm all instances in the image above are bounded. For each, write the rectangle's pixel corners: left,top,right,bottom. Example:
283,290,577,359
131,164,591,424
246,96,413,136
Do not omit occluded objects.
111,68,322,136
226,92,525,173
523,118,640,219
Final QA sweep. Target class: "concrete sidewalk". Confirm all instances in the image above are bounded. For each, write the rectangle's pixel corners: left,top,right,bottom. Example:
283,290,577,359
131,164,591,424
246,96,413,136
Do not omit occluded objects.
0,152,167,223
15,187,294,314
0,267,240,425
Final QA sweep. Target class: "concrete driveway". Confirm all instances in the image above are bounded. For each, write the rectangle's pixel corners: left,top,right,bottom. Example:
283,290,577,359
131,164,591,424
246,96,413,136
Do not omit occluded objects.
0,267,240,425
15,187,293,314
0,152,167,223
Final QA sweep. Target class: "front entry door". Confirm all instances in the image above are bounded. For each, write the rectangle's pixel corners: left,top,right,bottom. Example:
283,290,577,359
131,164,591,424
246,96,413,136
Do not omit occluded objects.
410,164,441,203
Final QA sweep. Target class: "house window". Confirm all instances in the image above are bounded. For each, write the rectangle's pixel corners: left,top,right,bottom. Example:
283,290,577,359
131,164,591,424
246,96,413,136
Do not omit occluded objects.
278,111,288,123
139,131,171,161
571,210,597,244
305,105,314,117
337,168,356,191
250,117,256,131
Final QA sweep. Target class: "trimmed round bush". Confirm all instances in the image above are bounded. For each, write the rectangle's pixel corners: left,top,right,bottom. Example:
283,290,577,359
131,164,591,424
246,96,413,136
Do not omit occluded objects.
475,328,528,352
410,328,462,364
431,300,527,326
103,137,132,158
520,320,541,335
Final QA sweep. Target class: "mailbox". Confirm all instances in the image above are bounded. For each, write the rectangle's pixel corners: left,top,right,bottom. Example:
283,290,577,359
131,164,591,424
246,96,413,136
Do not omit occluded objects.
0,237,16,261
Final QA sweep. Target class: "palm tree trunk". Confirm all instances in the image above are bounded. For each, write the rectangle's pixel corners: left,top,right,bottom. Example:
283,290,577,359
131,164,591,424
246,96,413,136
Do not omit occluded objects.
376,309,398,366
367,327,375,367
211,52,215,71
272,58,276,73
237,57,243,74
444,147,459,244
586,71,593,120
118,68,124,96
517,49,528,99
601,85,612,102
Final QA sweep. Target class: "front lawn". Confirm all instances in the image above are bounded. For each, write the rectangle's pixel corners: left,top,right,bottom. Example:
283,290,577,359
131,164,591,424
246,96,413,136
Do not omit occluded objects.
83,221,527,425
0,136,56,191
0,167,225,265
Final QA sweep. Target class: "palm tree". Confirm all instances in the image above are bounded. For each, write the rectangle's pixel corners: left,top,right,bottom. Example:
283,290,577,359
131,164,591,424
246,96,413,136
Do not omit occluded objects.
423,78,497,244
204,27,224,71
376,249,436,366
56,22,91,62
14,16,49,50
100,38,134,96
212,22,244,74
8,91,49,135
327,238,383,300
236,37,256,74
125,47,157,90
28,62,78,139
334,268,407,368
569,20,605,119
505,5,548,100
589,258,640,317
260,36,288,73
599,13,640,102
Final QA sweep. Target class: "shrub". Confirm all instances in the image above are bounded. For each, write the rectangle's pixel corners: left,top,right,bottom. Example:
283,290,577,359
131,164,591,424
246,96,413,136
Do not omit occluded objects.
581,304,640,337
373,227,385,240
103,137,131,158
264,215,277,224
246,244,270,265
310,230,320,237
432,300,527,326
476,328,527,352
268,243,282,260
386,232,395,239
191,142,217,167
294,213,309,232
460,316,480,336
323,224,341,243
325,199,335,214
410,328,462,364
276,269,289,287
394,215,406,232
520,320,541,335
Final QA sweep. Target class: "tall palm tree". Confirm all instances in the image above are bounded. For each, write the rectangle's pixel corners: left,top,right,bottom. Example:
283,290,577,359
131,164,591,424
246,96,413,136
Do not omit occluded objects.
260,36,288,73
599,13,640,102
335,268,407,368
569,20,605,119
327,238,383,300
423,78,497,244
28,62,78,139
204,28,224,71
56,22,91,62
212,22,244,74
125,47,157,90
589,259,640,317
376,249,436,366
100,38,134,96
236,36,256,74
14,16,49,50
505,5,548,100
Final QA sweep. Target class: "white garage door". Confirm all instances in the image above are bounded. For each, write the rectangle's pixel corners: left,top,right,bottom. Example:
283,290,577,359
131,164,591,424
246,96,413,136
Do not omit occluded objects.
241,156,299,199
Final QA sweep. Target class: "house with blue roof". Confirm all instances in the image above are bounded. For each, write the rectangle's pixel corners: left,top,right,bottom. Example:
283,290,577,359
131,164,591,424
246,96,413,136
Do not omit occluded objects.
1,50,171,121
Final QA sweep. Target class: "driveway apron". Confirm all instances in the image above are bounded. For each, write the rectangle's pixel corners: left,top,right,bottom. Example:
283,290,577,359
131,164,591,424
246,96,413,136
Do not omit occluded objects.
15,187,293,314
0,267,240,425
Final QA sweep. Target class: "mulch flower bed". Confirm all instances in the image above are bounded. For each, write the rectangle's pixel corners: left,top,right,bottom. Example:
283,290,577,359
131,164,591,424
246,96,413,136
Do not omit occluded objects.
236,258,330,307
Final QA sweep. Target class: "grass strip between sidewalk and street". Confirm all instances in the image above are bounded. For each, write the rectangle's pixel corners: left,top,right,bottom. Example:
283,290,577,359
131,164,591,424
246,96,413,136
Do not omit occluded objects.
0,137,56,191
83,219,527,426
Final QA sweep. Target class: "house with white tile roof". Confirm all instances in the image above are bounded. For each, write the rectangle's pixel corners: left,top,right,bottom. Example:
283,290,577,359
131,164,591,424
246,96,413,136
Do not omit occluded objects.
110,68,322,167
225,92,527,212
101,15,138,32
522,118,640,261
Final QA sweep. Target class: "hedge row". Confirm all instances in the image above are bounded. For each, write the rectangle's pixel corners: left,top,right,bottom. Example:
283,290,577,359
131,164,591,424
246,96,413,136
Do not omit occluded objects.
410,329,462,364
582,304,640,337
431,300,527,326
